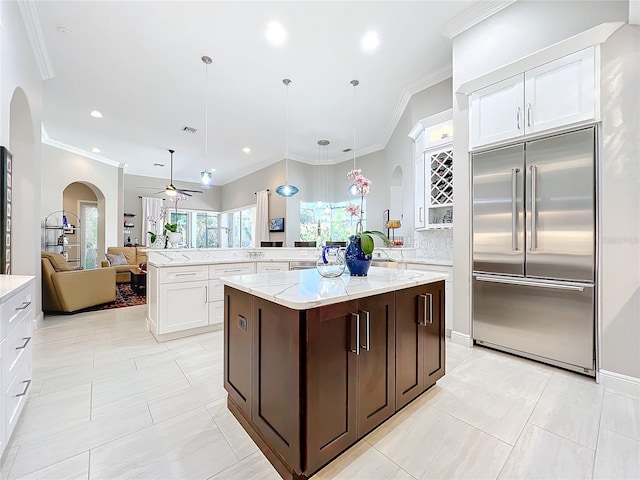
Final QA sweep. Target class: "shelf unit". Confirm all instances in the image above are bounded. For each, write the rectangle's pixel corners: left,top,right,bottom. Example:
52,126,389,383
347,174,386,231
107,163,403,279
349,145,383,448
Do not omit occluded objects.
43,210,82,268
426,146,453,228
123,212,136,245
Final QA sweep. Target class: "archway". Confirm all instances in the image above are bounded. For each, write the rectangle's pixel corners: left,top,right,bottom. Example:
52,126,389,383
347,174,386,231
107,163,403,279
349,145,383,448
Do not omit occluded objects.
62,181,106,269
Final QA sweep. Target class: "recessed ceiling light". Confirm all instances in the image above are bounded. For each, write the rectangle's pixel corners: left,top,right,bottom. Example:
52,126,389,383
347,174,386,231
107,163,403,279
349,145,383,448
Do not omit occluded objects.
242,147,251,154
266,22,286,46
91,147,100,153
90,110,102,118
361,31,380,52
210,168,216,173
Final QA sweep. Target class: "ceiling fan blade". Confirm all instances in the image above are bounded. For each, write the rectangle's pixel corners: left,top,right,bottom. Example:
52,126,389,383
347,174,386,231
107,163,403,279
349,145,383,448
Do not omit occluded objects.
179,191,193,197
179,189,203,194
136,186,164,189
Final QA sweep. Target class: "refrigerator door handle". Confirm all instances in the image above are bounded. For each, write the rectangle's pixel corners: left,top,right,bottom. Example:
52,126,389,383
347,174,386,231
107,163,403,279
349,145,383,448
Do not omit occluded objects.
511,168,520,251
474,274,586,292
530,164,537,251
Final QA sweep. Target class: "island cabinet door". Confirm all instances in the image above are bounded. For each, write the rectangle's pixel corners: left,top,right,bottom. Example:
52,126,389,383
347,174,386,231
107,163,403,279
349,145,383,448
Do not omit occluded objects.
423,281,445,390
224,287,253,419
395,285,427,410
251,298,302,472
305,300,359,475
357,292,396,437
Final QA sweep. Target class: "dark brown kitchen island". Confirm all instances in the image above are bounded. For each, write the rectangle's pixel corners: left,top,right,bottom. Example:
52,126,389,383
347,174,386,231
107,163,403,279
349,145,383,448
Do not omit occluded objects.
220,267,447,479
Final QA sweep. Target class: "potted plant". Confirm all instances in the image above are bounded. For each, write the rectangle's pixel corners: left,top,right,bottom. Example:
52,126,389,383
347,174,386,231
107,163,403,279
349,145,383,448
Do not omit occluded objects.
164,222,182,247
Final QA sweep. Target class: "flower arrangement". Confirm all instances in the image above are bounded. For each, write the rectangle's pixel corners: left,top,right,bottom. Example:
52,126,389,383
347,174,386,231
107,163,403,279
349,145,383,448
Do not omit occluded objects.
346,169,391,255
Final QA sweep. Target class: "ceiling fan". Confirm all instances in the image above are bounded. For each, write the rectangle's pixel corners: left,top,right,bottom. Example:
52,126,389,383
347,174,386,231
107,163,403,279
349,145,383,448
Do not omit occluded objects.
137,149,203,197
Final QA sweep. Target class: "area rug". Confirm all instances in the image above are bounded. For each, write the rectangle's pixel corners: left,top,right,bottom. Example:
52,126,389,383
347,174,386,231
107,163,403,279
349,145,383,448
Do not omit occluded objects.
91,284,146,311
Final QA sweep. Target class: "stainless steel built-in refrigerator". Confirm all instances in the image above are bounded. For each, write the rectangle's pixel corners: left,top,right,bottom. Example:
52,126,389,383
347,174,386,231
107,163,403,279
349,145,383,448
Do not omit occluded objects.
472,127,596,375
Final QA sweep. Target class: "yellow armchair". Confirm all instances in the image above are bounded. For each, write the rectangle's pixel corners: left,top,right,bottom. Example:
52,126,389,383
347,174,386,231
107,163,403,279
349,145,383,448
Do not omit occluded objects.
42,252,116,313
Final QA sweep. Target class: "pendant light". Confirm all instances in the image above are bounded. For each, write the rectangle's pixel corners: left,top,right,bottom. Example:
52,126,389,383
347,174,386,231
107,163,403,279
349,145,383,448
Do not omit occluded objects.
317,139,329,207
276,78,299,197
200,55,213,187
348,79,360,196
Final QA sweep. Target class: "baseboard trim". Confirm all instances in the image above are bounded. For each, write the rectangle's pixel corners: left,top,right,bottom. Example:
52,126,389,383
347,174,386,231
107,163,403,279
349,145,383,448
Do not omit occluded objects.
33,311,45,330
451,330,473,347
599,369,640,398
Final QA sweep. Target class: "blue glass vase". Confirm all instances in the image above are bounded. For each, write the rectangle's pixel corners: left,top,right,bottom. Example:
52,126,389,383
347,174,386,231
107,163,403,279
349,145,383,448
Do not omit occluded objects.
345,235,372,276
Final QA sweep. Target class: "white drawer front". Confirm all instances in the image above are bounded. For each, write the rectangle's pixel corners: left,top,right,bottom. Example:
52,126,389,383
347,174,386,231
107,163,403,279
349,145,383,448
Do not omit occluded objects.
4,348,32,441
209,263,255,279
159,265,208,284
256,262,289,273
405,263,453,276
2,315,32,385
209,301,224,326
1,286,32,337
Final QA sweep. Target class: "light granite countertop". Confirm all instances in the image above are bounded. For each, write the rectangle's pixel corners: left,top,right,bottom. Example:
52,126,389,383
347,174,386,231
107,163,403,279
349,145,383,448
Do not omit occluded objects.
0,275,34,302
219,266,447,310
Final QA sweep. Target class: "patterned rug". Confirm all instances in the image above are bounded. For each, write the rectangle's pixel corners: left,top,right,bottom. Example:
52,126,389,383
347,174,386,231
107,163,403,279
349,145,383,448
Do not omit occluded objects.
96,284,146,310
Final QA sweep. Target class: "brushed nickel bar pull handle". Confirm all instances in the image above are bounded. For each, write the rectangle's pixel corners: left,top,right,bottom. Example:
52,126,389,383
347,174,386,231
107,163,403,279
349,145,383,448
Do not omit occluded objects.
350,313,360,356
516,106,521,130
473,274,586,292
15,301,31,311
527,103,532,127
360,310,370,351
419,207,424,223
512,168,520,251
420,293,433,326
204,286,208,303
175,272,197,276
16,379,31,397
16,337,31,350
224,268,243,273
530,165,537,252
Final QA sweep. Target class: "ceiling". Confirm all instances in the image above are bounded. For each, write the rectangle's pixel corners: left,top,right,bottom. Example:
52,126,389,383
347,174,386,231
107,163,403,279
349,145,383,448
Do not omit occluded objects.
35,1,479,186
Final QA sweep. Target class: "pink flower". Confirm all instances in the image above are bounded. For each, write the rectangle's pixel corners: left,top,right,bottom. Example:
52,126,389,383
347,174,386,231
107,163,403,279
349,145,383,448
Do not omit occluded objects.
346,203,361,217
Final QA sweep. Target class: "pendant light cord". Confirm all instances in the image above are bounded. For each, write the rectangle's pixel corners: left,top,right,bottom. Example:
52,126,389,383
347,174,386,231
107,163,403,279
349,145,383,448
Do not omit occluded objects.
284,78,291,183
351,79,359,171
205,61,208,160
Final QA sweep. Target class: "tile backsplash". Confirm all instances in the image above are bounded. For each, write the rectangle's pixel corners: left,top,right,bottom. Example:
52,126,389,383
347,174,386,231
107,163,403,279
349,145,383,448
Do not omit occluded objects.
414,228,453,261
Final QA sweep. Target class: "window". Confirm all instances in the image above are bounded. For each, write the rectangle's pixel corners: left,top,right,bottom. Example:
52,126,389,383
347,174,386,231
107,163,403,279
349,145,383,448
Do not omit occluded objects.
220,206,255,248
196,212,218,248
299,200,365,244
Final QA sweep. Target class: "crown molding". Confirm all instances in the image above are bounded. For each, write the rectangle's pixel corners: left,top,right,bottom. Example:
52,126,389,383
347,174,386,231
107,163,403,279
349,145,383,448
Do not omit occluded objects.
41,127,124,168
16,0,55,80
442,0,518,39
384,64,452,147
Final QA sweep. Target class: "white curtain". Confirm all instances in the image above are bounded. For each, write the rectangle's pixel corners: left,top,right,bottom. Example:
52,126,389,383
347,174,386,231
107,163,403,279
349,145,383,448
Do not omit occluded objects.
255,190,269,246
141,197,163,246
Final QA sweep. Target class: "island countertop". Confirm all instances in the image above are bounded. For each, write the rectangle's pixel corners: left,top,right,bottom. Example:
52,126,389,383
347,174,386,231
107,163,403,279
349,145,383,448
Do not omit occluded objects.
219,266,447,310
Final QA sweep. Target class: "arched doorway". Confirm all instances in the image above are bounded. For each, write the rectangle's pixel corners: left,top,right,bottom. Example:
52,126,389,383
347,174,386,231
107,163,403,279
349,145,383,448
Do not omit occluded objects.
62,181,106,269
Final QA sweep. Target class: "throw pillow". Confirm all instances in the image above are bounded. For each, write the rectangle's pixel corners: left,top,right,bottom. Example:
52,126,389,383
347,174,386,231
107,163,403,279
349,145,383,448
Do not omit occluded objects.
105,252,129,266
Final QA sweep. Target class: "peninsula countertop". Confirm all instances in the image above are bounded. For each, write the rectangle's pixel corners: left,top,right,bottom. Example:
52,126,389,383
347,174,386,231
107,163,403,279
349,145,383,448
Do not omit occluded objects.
0,275,34,302
219,266,447,310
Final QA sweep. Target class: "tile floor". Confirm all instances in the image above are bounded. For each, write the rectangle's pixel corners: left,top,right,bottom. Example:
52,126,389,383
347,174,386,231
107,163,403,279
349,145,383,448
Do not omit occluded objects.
1,305,638,479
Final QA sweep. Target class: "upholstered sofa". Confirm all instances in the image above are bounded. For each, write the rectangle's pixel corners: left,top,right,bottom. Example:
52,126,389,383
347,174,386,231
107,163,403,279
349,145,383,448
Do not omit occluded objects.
100,246,148,284
41,252,116,313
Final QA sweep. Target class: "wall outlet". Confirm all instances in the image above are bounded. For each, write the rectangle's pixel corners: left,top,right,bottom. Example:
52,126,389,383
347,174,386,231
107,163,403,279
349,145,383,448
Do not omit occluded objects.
238,315,247,331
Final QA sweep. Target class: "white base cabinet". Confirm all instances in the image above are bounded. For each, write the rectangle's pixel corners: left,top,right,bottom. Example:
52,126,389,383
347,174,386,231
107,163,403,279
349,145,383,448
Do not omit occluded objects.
0,276,34,457
209,263,256,326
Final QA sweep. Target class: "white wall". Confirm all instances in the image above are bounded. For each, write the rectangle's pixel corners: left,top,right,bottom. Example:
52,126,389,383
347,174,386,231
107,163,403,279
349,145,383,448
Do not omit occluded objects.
599,24,640,379
1,2,43,314
450,0,633,378
41,144,121,251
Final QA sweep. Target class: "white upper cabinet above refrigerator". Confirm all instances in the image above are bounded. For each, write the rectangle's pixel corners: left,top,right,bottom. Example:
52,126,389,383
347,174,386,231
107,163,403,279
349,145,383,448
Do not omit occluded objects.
470,47,596,149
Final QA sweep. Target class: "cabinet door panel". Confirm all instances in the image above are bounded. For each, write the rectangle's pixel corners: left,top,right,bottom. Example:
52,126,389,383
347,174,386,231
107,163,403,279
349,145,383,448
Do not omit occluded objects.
224,287,253,418
525,48,595,134
159,282,208,333
306,301,358,474
252,298,301,471
395,286,425,410
423,282,445,389
470,75,524,148
357,293,395,437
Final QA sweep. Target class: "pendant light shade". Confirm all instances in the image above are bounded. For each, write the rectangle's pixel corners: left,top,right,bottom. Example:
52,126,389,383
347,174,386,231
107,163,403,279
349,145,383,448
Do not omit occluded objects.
276,78,299,197
348,79,360,196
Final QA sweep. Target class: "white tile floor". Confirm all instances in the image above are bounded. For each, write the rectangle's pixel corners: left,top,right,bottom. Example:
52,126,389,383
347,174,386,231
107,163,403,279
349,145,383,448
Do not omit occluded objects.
2,305,638,479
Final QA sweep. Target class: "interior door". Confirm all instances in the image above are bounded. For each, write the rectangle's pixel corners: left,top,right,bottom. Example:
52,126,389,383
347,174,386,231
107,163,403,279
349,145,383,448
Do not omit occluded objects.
525,127,595,282
473,144,525,276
